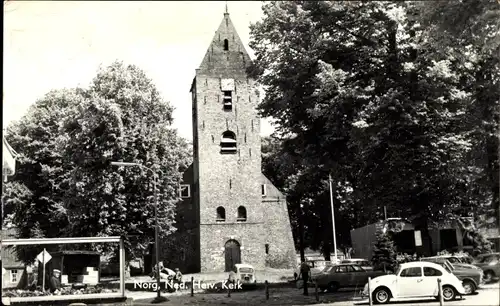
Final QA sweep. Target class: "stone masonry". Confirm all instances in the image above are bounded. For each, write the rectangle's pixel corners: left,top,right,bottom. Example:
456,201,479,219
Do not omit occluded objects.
161,9,296,273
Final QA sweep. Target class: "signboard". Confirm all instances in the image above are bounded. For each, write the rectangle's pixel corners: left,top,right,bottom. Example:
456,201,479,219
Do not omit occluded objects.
414,230,422,247
221,78,235,91
37,249,52,264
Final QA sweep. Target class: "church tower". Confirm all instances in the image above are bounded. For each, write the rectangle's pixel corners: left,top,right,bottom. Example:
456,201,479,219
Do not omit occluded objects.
190,8,266,272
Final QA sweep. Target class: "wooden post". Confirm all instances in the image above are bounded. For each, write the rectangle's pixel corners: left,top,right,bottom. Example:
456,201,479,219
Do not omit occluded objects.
315,281,319,301
368,277,373,306
191,277,194,297
265,280,269,300
42,249,46,292
438,278,444,306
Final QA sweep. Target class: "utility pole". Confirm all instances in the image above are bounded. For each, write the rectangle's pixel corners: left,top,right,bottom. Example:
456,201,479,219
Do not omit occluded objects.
328,174,338,264
153,173,160,300
384,206,387,220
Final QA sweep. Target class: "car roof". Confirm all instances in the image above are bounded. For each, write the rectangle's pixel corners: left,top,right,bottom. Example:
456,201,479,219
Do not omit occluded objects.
400,261,443,269
235,263,254,268
336,263,363,266
477,252,500,257
343,259,367,261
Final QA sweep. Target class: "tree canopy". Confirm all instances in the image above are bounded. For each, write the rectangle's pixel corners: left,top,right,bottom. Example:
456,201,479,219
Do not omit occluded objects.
3,61,192,262
254,1,499,257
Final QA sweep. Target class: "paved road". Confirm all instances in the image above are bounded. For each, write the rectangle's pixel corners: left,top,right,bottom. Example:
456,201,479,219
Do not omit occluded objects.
130,283,499,305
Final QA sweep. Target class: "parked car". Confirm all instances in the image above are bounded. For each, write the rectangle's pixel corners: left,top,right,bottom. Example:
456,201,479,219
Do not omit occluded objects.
293,260,332,280
422,255,479,270
363,261,466,304
314,264,386,292
421,258,483,294
233,263,257,286
473,252,500,283
421,256,481,271
341,259,373,271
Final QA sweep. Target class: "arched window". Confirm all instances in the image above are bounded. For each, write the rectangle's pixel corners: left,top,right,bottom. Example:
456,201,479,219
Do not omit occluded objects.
224,39,229,51
220,131,237,154
216,207,226,222
237,206,247,222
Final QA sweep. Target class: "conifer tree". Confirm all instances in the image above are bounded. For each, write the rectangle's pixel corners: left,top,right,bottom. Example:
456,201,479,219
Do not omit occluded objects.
371,230,397,272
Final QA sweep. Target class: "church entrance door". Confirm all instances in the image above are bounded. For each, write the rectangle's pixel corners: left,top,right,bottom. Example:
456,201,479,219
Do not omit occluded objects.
224,239,241,272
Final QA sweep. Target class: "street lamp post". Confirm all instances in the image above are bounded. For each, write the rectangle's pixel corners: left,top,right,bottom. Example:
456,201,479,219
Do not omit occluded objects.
328,174,338,264
111,161,163,300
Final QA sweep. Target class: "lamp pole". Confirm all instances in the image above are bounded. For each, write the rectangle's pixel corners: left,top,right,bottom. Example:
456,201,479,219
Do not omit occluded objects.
111,161,162,299
328,174,338,264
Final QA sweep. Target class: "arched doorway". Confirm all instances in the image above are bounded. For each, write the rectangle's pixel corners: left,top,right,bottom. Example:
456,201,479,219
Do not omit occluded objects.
224,239,241,272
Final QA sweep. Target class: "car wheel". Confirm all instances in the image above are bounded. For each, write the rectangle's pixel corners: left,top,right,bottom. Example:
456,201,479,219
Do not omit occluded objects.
373,287,390,304
483,270,495,283
327,282,339,292
462,280,475,295
442,285,456,301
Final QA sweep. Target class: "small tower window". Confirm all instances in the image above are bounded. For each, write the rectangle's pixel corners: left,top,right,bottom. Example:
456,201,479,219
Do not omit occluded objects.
223,91,232,110
265,244,269,254
224,39,229,51
216,207,226,222
220,131,237,154
237,206,247,222
261,184,267,197
221,79,234,111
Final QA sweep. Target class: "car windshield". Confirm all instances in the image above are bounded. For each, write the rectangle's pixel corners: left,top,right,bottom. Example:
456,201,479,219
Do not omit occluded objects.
238,268,253,273
447,257,460,264
395,265,402,276
322,266,334,273
315,261,328,267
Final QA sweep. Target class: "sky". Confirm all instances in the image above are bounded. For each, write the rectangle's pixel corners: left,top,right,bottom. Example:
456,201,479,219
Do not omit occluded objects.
3,1,274,141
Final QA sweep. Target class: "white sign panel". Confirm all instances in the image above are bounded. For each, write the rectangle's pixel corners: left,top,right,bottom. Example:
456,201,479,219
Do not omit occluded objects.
414,230,422,247
36,250,52,264
221,79,235,91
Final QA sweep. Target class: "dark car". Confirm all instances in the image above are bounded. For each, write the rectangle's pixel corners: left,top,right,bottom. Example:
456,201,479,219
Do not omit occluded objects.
473,253,500,283
314,264,386,292
420,258,483,294
293,260,332,280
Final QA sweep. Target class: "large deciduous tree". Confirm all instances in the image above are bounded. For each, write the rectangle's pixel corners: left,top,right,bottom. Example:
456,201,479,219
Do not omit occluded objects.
251,1,499,256
4,61,191,262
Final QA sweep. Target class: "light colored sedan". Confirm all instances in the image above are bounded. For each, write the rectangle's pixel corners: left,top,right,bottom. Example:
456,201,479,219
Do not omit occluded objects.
363,261,466,304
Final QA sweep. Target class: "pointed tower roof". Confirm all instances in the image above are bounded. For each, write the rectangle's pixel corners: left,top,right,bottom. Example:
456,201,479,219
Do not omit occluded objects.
196,8,253,77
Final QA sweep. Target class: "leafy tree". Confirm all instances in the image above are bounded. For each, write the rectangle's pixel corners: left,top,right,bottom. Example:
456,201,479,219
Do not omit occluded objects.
250,0,499,257
4,61,191,263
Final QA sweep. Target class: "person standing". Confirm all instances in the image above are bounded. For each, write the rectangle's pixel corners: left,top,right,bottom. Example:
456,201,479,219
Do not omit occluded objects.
49,269,61,293
299,262,311,296
174,268,183,284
